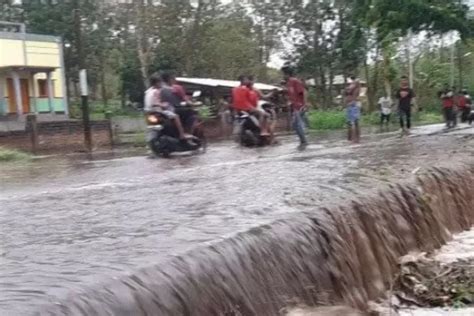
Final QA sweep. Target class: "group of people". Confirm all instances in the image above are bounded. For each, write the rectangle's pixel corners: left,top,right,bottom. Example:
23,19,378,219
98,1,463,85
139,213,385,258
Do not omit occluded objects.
438,86,472,128
375,78,472,135
344,75,416,141
145,68,472,151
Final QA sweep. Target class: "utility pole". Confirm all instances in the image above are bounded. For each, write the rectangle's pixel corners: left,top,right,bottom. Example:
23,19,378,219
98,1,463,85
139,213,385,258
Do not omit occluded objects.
74,1,92,153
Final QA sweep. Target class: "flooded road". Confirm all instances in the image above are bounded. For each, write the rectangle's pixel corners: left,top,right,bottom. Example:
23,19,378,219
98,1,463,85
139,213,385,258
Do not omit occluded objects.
0,127,473,315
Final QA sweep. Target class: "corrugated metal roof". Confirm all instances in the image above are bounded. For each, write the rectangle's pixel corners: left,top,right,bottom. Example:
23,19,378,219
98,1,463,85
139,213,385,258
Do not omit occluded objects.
176,77,282,91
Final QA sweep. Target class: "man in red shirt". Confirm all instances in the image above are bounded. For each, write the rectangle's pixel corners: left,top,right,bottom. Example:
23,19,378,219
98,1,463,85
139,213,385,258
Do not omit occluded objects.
232,75,269,135
282,66,308,148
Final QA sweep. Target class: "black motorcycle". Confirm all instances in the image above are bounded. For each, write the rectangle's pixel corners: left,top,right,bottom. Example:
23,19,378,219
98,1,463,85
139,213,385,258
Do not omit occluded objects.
146,92,206,157
236,101,276,147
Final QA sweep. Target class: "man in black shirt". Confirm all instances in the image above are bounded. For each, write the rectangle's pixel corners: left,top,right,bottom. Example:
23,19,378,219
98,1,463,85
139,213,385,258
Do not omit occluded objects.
395,76,416,135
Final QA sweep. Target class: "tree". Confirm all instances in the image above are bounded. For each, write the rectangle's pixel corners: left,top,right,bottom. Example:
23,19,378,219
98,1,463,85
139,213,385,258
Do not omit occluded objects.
356,0,473,96
286,0,366,108
196,14,261,79
249,0,285,81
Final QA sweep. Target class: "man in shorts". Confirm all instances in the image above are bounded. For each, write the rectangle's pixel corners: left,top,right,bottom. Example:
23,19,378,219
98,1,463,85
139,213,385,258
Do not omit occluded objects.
345,76,361,143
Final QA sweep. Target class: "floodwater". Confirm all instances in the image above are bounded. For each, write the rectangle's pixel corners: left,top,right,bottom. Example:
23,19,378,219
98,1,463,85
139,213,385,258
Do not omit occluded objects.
0,126,473,315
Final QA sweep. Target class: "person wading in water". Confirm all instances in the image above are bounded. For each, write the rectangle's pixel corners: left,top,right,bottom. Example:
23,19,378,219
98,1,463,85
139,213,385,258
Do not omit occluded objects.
345,76,361,144
395,76,416,136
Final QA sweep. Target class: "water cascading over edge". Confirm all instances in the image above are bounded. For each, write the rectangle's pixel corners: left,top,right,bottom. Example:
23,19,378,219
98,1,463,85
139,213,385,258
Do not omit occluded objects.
38,166,474,316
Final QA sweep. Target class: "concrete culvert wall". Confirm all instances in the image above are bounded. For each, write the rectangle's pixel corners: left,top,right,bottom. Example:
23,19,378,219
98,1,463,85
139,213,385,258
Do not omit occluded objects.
38,166,474,316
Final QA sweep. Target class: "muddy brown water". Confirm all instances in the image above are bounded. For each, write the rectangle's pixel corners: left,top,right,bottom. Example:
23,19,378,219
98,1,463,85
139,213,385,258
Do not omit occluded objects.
0,131,473,315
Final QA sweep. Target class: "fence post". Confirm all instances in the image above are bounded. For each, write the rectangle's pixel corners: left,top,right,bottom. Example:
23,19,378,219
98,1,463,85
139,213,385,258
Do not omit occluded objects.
26,114,39,154
105,111,114,149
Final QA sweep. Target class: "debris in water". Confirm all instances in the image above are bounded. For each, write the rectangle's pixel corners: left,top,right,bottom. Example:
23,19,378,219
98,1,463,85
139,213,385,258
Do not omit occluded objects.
394,257,473,308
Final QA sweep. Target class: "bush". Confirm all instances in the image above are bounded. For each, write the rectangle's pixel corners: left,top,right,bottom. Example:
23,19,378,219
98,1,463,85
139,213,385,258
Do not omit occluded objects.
0,148,32,162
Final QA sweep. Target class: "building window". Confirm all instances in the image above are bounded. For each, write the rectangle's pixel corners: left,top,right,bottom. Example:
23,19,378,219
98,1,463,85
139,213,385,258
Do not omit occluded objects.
37,79,55,97
38,79,48,97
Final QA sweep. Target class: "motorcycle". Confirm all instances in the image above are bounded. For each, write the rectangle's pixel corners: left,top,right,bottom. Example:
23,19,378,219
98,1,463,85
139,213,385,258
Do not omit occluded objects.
146,91,206,157
236,100,276,147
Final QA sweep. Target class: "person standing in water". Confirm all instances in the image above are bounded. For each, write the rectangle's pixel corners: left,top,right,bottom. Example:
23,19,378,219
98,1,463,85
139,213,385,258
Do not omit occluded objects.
395,76,416,136
345,76,361,143
281,66,308,149
378,93,393,130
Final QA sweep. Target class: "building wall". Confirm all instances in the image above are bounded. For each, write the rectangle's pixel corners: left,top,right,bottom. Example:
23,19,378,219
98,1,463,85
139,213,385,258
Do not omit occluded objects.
0,39,25,66
25,40,61,68
1,72,65,114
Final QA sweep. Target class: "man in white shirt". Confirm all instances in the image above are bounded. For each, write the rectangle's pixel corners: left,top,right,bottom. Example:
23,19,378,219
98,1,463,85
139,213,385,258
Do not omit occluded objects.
378,94,393,127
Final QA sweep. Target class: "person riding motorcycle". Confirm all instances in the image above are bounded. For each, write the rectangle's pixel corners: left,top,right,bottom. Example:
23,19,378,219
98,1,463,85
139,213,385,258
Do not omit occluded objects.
232,75,270,136
170,75,202,135
144,73,189,141
247,75,277,143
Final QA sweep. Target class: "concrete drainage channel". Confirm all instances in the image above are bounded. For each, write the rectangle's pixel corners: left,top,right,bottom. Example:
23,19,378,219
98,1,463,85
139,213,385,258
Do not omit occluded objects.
38,166,473,316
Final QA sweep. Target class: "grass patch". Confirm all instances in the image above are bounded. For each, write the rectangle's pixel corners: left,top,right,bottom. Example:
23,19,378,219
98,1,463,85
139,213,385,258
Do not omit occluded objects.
307,110,346,130
415,111,444,125
307,109,444,130
0,148,32,162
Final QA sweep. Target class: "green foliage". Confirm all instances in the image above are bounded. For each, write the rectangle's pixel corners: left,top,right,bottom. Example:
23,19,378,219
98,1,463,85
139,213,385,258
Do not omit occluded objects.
198,106,213,120
2,0,473,112
364,0,472,41
307,109,443,130
308,111,347,130
0,148,32,162
195,16,261,79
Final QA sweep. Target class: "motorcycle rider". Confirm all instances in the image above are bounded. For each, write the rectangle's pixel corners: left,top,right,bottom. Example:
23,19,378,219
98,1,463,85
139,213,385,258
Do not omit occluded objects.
169,74,200,134
439,85,457,128
144,74,189,141
232,75,270,136
157,72,192,140
248,75,276,142
458,89,472,123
